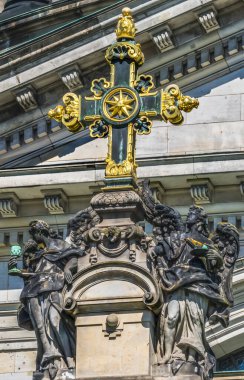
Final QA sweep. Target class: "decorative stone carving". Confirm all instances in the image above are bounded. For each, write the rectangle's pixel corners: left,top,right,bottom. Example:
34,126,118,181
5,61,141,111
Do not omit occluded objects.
8,220,84,380
14,86,37,111
8,178,239,380
139,180,239,380
66,192,146,266
188,179,214,204
59,65,84,91
103,314,122,339
152,26,174,52
42,189,68,214
197,8,219,33
7,7,239,380
90,189,142,209
0,193,19,217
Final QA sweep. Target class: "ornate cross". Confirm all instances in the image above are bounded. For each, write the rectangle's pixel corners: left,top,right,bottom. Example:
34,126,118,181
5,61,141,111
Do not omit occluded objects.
48,8,199,189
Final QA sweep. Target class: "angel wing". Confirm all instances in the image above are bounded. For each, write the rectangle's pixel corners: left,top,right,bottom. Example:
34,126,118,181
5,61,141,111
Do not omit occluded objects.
66,206,100,247
138,179,183,237
211,222,240,306
137,179,158,224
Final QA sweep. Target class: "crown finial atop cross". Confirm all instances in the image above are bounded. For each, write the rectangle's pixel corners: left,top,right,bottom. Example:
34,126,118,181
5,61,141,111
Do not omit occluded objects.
48,8,199,190
116,7,136,40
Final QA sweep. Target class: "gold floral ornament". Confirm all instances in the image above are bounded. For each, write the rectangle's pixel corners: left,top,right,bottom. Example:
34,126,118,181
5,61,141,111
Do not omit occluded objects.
178,95,200,112
161,84,199,125
133,116,152,135
105,7,144,66
116,7,136,40
90,78,110,98
48,93,83,132
89,120,109,138
134,75,154,94
106,159,135,177
105,42,144,66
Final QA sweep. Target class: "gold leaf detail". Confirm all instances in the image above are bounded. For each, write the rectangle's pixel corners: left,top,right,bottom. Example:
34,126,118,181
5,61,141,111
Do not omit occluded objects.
105,42,144,66
105,159,135,177
161,84,199,125
115,8,136,40
48,93,83,133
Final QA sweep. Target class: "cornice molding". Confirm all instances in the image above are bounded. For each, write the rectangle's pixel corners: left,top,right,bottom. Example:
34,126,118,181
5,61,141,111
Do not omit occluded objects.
156,31,243,88
1,0,240,94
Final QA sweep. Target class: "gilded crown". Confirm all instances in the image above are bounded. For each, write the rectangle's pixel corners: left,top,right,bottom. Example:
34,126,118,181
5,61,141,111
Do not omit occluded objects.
115,7,136,40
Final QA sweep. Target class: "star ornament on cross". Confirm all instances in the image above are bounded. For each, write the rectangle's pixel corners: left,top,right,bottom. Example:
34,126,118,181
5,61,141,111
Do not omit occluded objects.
106,90,135,118
48,7,199,189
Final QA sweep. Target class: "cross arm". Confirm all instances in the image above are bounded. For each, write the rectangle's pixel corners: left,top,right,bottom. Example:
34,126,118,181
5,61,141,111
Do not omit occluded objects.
138,81,199,127
48,77,111,137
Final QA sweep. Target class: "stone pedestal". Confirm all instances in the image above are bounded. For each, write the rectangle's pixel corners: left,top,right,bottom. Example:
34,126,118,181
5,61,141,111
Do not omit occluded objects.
76,310,155,379
63,260,160,379
62,190,161,379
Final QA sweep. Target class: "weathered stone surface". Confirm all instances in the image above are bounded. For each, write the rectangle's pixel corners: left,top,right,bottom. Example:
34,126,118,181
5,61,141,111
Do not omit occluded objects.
75,311,155,378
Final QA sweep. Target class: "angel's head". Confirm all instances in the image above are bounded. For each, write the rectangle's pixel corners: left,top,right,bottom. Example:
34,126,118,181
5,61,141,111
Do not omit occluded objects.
29,220,51,245
186,205,209,236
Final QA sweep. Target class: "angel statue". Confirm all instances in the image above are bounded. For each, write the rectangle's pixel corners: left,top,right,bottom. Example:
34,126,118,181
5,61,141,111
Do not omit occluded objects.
137,178,240,380
149,203,239,380
8,220,85,380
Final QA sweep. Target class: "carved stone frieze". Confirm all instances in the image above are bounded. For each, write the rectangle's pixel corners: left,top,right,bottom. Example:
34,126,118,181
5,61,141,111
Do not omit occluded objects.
158,33,242,87
86,224,145,264
90,190,142,209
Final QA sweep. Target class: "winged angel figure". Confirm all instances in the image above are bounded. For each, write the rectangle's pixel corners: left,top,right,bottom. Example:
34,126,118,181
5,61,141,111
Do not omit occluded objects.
139,181,239,380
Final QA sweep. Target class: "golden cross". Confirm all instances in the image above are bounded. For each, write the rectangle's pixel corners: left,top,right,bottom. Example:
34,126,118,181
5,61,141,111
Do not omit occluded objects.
48,8,199,189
